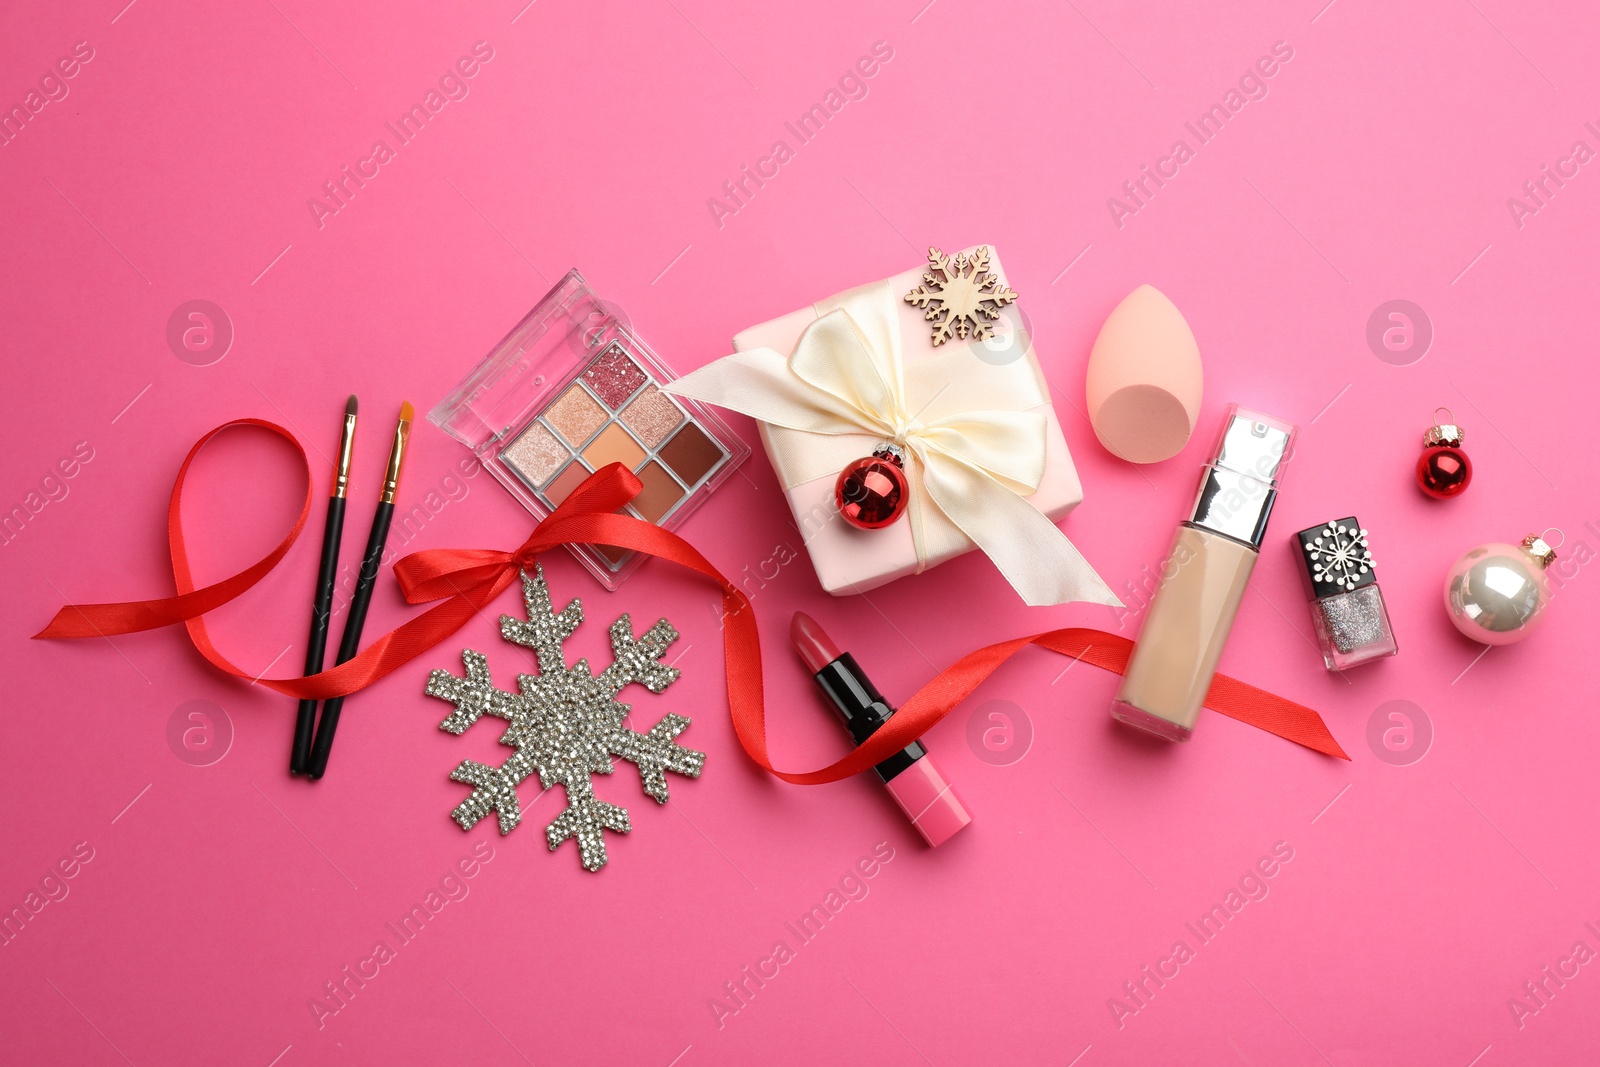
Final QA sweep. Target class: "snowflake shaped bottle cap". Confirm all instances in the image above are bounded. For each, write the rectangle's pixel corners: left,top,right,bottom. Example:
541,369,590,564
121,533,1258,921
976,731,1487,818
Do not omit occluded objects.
1294,517,1377,598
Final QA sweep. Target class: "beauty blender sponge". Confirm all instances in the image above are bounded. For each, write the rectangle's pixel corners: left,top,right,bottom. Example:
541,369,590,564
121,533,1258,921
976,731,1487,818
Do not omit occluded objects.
1085,284,1203,464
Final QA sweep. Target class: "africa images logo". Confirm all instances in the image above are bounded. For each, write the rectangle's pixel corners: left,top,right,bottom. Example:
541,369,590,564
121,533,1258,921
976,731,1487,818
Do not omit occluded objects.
1105,40,1295,229
306,42,495,230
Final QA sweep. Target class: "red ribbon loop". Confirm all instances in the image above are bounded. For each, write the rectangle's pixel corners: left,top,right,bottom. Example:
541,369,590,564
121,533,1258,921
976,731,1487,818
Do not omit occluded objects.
33,420,650,702
34,418,1348,769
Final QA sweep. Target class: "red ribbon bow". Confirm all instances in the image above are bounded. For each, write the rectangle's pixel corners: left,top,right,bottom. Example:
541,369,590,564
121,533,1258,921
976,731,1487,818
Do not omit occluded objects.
35,419,1348,775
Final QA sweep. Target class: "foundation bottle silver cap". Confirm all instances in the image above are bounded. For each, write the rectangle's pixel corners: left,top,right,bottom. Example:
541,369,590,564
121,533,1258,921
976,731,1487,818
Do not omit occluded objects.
1187,406,1297,548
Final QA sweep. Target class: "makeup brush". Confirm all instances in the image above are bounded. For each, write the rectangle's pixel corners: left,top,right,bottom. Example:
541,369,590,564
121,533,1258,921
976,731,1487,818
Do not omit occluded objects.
306,401,413,780
290,395,358,775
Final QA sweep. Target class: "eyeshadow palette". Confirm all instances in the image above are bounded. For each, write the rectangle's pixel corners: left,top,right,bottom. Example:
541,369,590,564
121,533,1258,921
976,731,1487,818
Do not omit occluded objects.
430,271,750,590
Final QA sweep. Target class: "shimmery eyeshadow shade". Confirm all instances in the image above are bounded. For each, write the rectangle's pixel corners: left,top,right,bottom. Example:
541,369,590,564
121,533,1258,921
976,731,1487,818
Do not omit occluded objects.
659,422,725,486
582,423,646,472
631,461,683,523
582,345,648,408
502,422,568,487
545,462,592,506
547,384,607,446
620,385,685,448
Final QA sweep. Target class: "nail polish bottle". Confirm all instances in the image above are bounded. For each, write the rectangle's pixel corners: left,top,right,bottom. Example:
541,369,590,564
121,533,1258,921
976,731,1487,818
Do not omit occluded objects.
1293,518,1398,670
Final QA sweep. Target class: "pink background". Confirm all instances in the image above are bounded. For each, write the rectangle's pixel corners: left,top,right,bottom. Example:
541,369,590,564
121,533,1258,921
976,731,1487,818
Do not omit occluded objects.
2,1,1597,1064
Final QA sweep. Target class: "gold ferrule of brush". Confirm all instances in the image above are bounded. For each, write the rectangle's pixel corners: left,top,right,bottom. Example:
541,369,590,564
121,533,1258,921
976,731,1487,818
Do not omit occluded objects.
333,412,357,499
381,405,413,504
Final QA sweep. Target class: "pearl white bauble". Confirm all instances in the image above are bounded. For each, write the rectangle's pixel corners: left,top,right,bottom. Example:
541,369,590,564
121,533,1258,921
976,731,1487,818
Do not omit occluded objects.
1443,541,1551,645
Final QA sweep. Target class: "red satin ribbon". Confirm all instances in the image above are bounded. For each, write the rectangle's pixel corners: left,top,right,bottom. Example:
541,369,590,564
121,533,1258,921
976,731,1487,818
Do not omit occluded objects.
35,419,1349,772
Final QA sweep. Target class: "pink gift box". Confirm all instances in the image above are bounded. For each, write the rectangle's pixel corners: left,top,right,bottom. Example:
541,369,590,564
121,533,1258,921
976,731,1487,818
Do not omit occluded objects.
731,247,1084,595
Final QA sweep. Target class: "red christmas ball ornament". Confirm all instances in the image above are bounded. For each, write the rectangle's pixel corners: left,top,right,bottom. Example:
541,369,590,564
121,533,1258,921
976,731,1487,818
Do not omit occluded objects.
836,443,908,530
1415,407,1472,499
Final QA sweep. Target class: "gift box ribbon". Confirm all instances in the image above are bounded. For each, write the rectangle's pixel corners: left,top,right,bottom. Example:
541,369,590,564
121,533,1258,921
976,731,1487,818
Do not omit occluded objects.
35,419,1348,769
666,280,1121,607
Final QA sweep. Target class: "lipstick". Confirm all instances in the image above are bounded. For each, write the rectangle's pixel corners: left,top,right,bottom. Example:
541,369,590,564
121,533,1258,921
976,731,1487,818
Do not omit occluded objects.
791,612,971,847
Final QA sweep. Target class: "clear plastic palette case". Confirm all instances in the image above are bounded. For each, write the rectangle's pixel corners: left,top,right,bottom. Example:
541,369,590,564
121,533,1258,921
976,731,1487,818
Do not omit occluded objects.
430,270,750,590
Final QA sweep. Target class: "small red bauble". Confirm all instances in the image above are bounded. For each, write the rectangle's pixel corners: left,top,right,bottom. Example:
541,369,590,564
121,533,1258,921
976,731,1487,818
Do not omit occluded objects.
1417,447,1471,498
1415,408,1472,499
836,444,908,530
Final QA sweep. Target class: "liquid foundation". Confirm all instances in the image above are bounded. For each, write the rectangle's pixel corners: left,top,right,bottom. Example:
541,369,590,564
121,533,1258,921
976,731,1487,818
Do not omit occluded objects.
1111,406,1296,741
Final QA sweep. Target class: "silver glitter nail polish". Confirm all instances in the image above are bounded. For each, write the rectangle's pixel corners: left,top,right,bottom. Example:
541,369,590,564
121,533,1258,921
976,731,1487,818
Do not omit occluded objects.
1294,517,1399,671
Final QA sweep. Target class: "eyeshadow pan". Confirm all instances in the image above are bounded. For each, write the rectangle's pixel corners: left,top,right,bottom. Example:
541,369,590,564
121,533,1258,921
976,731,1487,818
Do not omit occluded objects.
595,544,631,567
631,461,684,523
546,384,607,446
544,461,592,507
581,422,646,472
502,422,568,487
583,344,648,408
659,422,725,486
620,385,685,448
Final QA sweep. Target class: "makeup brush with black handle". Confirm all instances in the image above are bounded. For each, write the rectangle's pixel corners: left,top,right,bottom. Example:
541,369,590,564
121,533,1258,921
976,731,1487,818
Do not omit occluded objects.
306,401,412,780
290,395,358,775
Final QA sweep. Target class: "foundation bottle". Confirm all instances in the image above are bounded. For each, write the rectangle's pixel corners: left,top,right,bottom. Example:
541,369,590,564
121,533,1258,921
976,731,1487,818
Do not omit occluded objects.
1111,406,1296,741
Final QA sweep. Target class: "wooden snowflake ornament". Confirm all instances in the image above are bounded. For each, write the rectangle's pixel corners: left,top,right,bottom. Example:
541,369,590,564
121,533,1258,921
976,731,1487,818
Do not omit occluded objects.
903,245,1020,347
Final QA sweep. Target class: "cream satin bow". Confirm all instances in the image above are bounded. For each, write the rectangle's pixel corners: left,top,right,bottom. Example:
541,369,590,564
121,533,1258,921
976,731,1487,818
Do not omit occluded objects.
667,281,1120,607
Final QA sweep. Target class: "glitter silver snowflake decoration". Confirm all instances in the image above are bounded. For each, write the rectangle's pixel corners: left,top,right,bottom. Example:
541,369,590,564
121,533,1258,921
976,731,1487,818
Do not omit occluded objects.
425,565,704,872
903,245,1019,347
1305,521,1373,591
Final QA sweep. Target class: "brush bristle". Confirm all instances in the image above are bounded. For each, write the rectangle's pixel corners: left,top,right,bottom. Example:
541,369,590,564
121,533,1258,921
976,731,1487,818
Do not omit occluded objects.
399,401,414,423
345,394,359,417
